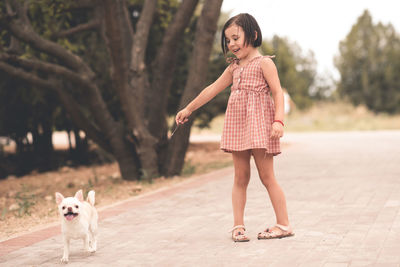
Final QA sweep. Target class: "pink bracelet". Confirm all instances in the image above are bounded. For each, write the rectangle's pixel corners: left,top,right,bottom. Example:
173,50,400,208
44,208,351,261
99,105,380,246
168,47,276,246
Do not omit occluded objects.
273,120,284,127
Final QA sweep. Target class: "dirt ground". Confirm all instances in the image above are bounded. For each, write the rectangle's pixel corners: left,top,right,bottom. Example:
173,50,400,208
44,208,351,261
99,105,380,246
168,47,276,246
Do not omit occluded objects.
0,142,232,241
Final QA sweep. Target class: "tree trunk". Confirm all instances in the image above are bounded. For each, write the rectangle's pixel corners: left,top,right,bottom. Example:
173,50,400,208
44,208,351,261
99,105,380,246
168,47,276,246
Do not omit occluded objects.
164,0,224,176
67,131,73,152
146,0,199,172
0,0,224,180
100,0,159,180
70,129,89,163
73,129,88,154
147,0,199,139
32,120,55,170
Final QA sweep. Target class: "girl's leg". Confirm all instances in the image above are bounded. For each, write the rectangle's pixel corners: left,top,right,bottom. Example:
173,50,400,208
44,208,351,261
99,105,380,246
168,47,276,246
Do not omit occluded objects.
252,149,290,231
231,150,251,235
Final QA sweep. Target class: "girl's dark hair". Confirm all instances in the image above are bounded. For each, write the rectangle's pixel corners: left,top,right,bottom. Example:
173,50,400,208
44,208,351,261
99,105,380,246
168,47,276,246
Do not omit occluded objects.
221,13,263,55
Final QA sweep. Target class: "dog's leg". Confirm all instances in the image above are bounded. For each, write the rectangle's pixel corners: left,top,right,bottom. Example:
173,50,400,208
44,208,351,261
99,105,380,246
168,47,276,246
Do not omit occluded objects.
88,231,97,252
83,233,91,253
61,237,70,263
90,227,97,252
90,219,98,251
88,213,98,252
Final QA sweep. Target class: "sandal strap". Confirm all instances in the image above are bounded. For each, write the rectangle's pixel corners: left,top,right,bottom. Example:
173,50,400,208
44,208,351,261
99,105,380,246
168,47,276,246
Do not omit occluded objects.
228,225,246,233
275,224,291,232
259,230,280,238
259,231,275,237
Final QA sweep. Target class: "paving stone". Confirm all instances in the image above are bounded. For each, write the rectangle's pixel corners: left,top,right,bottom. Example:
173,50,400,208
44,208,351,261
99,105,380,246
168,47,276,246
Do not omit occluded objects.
1,131,400,266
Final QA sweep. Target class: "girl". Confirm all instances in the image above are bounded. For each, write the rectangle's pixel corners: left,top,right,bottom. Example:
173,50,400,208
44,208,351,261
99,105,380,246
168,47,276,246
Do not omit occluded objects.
175,13,294,242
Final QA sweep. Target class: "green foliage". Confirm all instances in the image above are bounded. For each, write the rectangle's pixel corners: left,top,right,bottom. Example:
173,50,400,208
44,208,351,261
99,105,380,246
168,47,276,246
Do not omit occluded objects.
15,185,36,217
0,30,8,51
194,53,231,128
167,13,198,115
84,178,95,193
0,73,56,141
182,159,196,176
0,1,319,178
1,206,7,221
0,0,111,142
142,0,180,65
262,36,316,109
0,1,9,50
167,12,231,129
171,11,317,130
29,0,73,40
335,10,400,114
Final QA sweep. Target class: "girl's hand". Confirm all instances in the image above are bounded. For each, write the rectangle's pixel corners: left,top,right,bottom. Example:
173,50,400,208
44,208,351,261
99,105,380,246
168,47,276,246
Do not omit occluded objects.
175,108,192,125
270,122,284,139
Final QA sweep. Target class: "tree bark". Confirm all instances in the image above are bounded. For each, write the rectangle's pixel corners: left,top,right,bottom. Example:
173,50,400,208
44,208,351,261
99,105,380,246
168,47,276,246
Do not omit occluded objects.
100,0,159,180
0,60,140,180
147,0,199,139
145,0,199,173
53,19,100,39
32,121,54,157
164,0,224,176
0,2,141,180
0,0,224,180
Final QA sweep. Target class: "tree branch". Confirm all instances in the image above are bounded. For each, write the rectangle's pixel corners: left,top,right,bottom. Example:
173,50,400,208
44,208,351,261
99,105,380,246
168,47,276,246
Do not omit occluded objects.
55,87,113,153
164,0,224,176
131,0,157,66
158,0,200,58
101,0,154,130
0,60,54,89
146,0,199,137
0,53,93,88
6,53,128,151
67,0,96,10
0,61,113,153
100,0,159,178
7,36,24,55
3,3,132,160
53,20,100,39
3,0,94,74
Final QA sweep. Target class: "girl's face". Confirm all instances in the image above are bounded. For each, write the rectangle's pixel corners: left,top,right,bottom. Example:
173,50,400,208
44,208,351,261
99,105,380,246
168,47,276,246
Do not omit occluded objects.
224,24,254,60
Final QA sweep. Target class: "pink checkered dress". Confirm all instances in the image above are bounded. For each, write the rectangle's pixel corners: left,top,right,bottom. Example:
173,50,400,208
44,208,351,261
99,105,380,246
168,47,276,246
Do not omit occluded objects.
220,55,281,156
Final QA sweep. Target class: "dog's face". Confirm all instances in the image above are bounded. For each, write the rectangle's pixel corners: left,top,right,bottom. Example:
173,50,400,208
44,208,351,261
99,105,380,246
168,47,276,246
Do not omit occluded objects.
55,190,84,222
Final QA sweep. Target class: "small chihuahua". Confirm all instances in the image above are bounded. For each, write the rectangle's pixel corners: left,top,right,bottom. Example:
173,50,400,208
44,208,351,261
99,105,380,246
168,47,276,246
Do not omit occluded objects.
55,189,98,263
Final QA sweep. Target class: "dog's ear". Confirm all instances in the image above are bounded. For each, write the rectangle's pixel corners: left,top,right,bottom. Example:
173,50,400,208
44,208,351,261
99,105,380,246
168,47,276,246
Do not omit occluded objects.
74,189,84,202
55,192,64,205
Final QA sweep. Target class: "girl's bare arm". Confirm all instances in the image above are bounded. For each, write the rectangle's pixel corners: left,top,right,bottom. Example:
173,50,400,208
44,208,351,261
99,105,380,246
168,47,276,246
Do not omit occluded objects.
176,66,233,124
260,57,285,138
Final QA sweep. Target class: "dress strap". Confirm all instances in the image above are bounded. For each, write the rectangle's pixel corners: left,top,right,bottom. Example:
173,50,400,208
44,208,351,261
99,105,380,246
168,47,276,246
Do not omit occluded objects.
226,57,240,64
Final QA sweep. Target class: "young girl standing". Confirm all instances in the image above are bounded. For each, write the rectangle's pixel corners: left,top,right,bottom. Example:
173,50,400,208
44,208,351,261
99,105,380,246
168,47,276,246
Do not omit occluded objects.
175,13,294,242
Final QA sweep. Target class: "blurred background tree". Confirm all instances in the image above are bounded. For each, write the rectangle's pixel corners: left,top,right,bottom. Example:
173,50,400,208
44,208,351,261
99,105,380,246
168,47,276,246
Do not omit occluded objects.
262,36,317,109
335,10,400,114
3,3,391,180
0,0,224,180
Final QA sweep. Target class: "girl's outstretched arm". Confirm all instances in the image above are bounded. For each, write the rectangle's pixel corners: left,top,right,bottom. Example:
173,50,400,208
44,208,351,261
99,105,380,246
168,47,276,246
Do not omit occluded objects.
260,57,285,139
175,66,233,125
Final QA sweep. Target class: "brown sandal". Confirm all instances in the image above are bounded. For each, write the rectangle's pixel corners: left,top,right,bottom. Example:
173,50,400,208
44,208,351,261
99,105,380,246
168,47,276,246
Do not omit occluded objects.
229,225,250,242
258,224,295,240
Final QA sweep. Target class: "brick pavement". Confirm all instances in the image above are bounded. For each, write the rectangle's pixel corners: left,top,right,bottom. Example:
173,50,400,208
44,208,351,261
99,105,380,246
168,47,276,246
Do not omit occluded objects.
0,131,399,267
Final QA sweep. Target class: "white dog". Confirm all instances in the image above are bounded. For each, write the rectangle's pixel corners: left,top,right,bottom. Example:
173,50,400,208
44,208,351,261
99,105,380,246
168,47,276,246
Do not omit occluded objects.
55,189,98,263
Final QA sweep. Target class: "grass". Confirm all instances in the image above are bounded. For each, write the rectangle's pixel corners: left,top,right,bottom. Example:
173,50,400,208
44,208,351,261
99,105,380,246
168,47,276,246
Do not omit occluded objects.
191,101,400,134
2,100,399,240
285,101,400,132
0,142,232,241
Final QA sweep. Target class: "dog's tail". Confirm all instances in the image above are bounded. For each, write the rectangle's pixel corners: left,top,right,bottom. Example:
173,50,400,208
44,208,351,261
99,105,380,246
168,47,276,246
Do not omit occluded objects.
87,190,95,206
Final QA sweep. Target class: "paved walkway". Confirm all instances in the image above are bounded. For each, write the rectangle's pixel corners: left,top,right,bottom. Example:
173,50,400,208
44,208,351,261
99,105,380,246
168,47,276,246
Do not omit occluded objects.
1,131,400,267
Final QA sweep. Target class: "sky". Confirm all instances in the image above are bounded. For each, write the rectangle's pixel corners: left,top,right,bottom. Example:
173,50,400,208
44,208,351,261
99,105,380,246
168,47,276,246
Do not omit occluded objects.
221,0,400,80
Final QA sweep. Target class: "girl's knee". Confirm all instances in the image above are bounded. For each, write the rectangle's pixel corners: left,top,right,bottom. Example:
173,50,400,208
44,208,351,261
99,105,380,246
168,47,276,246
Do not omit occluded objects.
260,173,276,188
234,172,250,187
